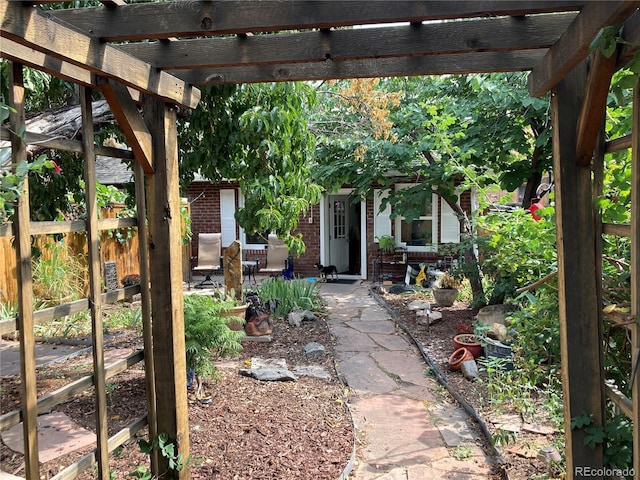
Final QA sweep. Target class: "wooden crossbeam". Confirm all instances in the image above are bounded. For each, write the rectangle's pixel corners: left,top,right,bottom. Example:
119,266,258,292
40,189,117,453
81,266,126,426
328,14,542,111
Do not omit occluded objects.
528,0,640,97
118,14,575,70
178,50,548,85
49,1,585,41
0,2,200,109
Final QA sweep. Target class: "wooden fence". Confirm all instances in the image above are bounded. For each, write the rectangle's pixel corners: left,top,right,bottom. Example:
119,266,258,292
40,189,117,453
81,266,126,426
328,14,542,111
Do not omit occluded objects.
1,206,191,305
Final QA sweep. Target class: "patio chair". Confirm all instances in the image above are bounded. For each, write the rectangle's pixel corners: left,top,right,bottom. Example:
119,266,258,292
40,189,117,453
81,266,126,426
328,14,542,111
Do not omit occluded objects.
192,233,223,288
260,234,291,278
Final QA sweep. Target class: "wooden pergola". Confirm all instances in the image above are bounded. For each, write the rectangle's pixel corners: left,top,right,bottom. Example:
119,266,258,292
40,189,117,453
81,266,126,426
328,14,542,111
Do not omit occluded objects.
1,2,639,479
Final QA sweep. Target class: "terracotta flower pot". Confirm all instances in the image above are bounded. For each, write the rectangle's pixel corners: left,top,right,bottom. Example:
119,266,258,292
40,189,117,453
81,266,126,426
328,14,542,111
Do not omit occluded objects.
453,334,483,358
448,347,474,371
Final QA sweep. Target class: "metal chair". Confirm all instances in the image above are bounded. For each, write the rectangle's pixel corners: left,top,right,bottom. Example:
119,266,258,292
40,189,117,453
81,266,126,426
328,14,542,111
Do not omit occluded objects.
192,233,223,288
259,234,290,278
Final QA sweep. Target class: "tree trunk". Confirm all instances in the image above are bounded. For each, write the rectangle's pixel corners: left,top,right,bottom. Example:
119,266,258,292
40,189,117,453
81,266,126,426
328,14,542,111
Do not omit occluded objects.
442,195,486,306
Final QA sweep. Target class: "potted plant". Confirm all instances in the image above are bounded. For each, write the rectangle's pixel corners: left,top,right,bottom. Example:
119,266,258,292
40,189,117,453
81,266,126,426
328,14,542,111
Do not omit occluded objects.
183,294,245,398
453,333,483,358
376,235,397,262
211,287,249,331
432,271,460,306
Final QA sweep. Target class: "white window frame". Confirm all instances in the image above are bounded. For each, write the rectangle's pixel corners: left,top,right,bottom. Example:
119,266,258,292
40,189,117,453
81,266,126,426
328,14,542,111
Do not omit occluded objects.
394,183,438,253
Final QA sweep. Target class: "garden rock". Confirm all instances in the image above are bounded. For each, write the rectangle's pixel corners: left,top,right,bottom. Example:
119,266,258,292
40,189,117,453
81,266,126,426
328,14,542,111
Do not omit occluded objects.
288,309,317,326
387,284,412,294
238,357,297,382
292,365,331,380
461,360,479,380
288,311,302,327
476,303,515,327
302,310,318,322
303,341,326,356
407,300,431,311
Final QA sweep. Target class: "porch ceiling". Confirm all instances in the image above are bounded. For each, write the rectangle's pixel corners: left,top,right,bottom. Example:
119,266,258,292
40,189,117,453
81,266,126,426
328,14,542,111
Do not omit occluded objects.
1,1,639,108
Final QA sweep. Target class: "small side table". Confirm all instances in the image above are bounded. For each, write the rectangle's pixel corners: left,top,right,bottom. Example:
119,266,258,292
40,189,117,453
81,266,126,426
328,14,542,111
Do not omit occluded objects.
242,260,260,285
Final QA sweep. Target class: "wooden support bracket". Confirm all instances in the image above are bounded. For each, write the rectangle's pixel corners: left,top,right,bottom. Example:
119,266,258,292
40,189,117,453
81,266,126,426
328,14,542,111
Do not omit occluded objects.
101,78,154,174
576,49,618,166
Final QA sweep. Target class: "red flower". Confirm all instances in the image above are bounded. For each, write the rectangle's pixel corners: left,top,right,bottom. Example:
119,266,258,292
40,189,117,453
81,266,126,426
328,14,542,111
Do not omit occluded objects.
51,161,63,175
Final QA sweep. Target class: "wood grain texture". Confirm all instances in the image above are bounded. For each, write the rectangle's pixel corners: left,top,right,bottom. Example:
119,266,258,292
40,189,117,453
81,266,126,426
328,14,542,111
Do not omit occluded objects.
101,79,154,174
144,97,190,479
0,2,200,108
179,50,547,85
9,61,41,480
118,13,574,69
50,1,585,41
552,61,605,477
528,0,640,96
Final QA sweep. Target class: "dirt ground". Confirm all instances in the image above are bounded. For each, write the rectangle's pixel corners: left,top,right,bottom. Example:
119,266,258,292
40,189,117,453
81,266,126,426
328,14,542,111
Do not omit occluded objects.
1,287,563,479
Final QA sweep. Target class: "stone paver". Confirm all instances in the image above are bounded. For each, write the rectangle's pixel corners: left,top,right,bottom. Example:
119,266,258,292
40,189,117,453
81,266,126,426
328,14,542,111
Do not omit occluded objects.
319,282,494,479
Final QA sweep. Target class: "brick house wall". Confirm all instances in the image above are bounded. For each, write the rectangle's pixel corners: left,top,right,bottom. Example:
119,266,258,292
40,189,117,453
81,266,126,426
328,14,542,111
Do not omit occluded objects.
185,181,472,280
184,181,322,277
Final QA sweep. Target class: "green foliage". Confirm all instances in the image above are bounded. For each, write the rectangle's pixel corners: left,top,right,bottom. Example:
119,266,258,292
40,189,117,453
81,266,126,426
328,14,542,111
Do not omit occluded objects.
32,241,86,305
179,83,323,255
570,412,633,468
255,277,323,319
477,208,557,304
183,294,244,381
131,432,194,479
0,154,60,221
375,235,396,253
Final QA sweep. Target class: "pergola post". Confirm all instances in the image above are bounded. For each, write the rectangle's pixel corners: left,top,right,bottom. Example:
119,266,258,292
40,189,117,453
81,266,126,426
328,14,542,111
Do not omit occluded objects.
143,96,190,479
9,61,40,480
552,61,605,478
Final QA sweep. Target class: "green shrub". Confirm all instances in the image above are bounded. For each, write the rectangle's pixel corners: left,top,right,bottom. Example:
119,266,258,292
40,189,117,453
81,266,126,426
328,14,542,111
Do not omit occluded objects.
32,241,86,305
255,277,323,319
183,294,244,384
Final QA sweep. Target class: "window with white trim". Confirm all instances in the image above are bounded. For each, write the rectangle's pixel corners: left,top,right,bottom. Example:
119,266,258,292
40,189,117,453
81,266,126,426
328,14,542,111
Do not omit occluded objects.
394,184,437,252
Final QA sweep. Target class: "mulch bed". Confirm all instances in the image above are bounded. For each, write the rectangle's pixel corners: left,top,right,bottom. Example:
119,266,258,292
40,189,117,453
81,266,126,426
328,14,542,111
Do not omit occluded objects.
1,287,562,479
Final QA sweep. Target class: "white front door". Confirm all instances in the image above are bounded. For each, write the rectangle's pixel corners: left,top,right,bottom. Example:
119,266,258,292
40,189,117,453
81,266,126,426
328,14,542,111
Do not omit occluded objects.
328,195,349,273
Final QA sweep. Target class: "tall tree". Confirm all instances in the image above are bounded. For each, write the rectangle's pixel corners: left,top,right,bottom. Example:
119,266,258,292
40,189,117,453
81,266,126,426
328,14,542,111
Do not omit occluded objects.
312,74,553,305
179,83,323,254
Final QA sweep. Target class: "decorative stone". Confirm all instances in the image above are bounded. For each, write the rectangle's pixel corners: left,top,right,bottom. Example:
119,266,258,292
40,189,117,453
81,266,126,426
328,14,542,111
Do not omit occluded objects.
304,342,326,356
288,310,304,327
461,360,479,380
476,304,515,327
239,367,296,382
239,357,296,382
302,310,318,322
223,240,243,301
292,365,331,379
407,300,431,311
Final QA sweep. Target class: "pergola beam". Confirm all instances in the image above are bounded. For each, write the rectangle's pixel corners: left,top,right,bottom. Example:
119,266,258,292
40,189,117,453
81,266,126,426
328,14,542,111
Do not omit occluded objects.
528,0,640,97
0,1,200,109
118,14,575,70
49,1,585,42
177,50,547,86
